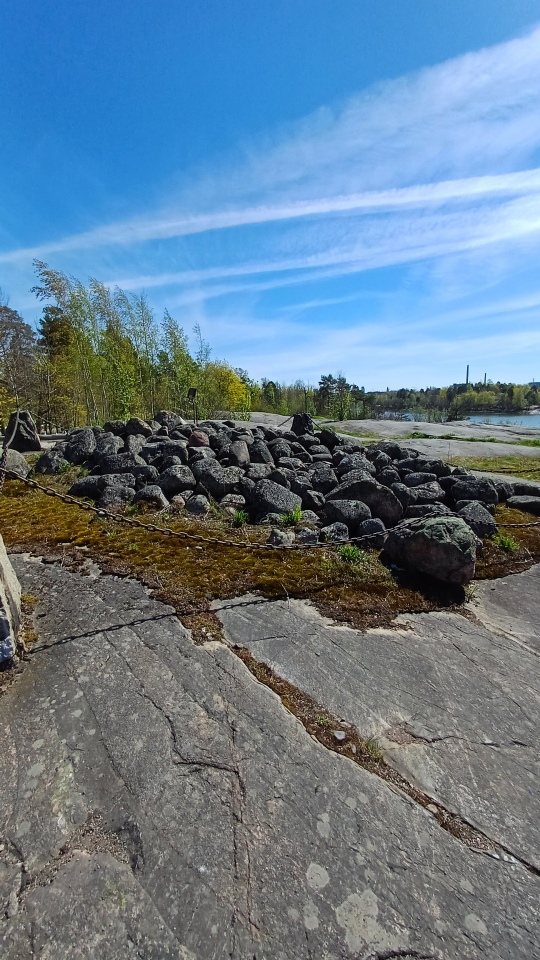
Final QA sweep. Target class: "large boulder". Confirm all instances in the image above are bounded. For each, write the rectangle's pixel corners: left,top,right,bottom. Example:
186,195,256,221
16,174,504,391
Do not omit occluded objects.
326,477,403,527
506,495,540,516
251,480,302,518
5,410,41,452
191,460,243,498
323,499,371,532
133,484,169,510
385,516,478,585
457,501,497,538
67,476,104,500
125,417,153,437
34,451,70,475
356,518,386,549
336,453,376,477
0,534,21,663
65,427,96,465
97,485,135,508
157,465,197,497
2,448,31,480
451,477,498,506
153,410,187,432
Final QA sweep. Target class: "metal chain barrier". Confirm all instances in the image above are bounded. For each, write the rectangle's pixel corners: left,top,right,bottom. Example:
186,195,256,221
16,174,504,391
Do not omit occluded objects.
1,463,539,562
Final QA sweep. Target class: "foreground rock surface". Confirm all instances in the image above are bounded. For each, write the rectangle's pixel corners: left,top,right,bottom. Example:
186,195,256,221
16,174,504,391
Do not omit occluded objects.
0,557,537,958
214,565,540,873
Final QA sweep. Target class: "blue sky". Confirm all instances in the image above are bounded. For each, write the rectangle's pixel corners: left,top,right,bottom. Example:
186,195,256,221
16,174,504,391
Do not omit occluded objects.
2,1,540,389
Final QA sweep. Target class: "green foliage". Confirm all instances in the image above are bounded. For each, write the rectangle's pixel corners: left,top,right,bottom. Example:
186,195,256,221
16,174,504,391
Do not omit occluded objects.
363,737,384,761
315,715,332,728
231,509,249,527
338,544,367,565
281,505,303,526
492,532,520,553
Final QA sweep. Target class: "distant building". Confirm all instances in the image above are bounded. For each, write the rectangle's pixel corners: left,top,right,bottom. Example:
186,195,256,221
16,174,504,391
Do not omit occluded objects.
529,381,540,388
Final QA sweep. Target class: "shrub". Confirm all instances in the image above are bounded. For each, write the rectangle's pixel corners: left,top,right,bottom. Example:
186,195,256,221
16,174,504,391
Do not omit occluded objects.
232,509,249,528
492,532,519,553
281,505,303,526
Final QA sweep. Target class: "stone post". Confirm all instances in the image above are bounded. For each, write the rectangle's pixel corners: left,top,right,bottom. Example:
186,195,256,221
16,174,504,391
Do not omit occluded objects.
0,535,21,663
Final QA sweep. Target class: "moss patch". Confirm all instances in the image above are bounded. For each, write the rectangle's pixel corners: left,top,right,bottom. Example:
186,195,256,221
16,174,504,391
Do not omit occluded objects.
0,476,488,639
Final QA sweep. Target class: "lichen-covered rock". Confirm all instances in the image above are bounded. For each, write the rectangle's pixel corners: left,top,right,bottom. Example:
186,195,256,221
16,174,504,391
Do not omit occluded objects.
157,465,197,497
506,495,540,516
326,477,403,527
457,501,498,538
125,417,153,437
320,522,349,542
3,448,31,479
191,460,243,498
97,485,136,508
323,499,371,532
34,451,69,475
133,485,169,510
185,494,210,515
451,477,498,506
65,427,96,464
267,528,295,547
252,480,302,518
385,516,477,585
356,518,386,549
68,476,104,500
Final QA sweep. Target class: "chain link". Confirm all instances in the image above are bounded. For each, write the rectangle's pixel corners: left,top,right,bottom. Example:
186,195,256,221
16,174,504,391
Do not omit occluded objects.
1,464,540,561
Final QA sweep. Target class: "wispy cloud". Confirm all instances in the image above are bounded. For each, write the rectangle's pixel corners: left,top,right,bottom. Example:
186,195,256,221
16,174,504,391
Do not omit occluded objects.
3,23,540,385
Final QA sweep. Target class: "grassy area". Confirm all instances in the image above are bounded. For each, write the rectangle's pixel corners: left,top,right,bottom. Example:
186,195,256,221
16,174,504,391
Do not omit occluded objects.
451,455,540,479
2,466,539,641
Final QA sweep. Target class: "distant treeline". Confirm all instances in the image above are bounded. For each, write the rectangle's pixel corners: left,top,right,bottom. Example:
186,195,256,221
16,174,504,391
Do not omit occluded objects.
1,264,537,428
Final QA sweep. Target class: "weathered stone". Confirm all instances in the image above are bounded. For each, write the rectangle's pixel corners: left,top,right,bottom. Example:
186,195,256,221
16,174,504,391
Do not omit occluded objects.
404,503,454,519
301,489,325,512
291,412,314,435
267,468,290,488
227,440,249,467
185,494,210,515
317,427,339,449
153,410,187,431
252,480,302,517
188,430,210,448
451,477,498,506
0,535,20,663
34,451,69,475
295,528,319,544
336,453,376,477
65,427,96,464
191,460,243,498
320,521,349,542
5,410,41,452
356,517,387,549
385,516,477,585
249,439,274,464
267,528,295,547
310,464,338,494
327,476,403,527
124,433,146,455
245,463,273,481
506,495,540,516
131,464,159,488
268,438,292,461
96,485,135,508
125,417,153,437
324,499,371,531
157,465,197,497
2,448,31,480
404,472,438,487
219,493,246,509
457,501,497,538
103,419,127,436
101,473,136,490
67,476,104,500
391,482,412,509
99,453,146,473
409,480,446,504
133,485,169,510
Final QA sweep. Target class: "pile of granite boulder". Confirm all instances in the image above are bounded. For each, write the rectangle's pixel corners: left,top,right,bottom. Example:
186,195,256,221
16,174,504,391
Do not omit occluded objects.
30,410,540,585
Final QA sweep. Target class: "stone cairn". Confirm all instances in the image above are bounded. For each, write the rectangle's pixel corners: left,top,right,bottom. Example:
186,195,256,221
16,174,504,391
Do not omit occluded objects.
27,410,540,586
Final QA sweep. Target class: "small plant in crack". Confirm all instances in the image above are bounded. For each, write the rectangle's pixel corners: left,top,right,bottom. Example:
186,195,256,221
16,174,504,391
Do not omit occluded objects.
231,509,249,528
492,531,520,554
316,714,332,728
280,505,303,526
363,736,383,761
